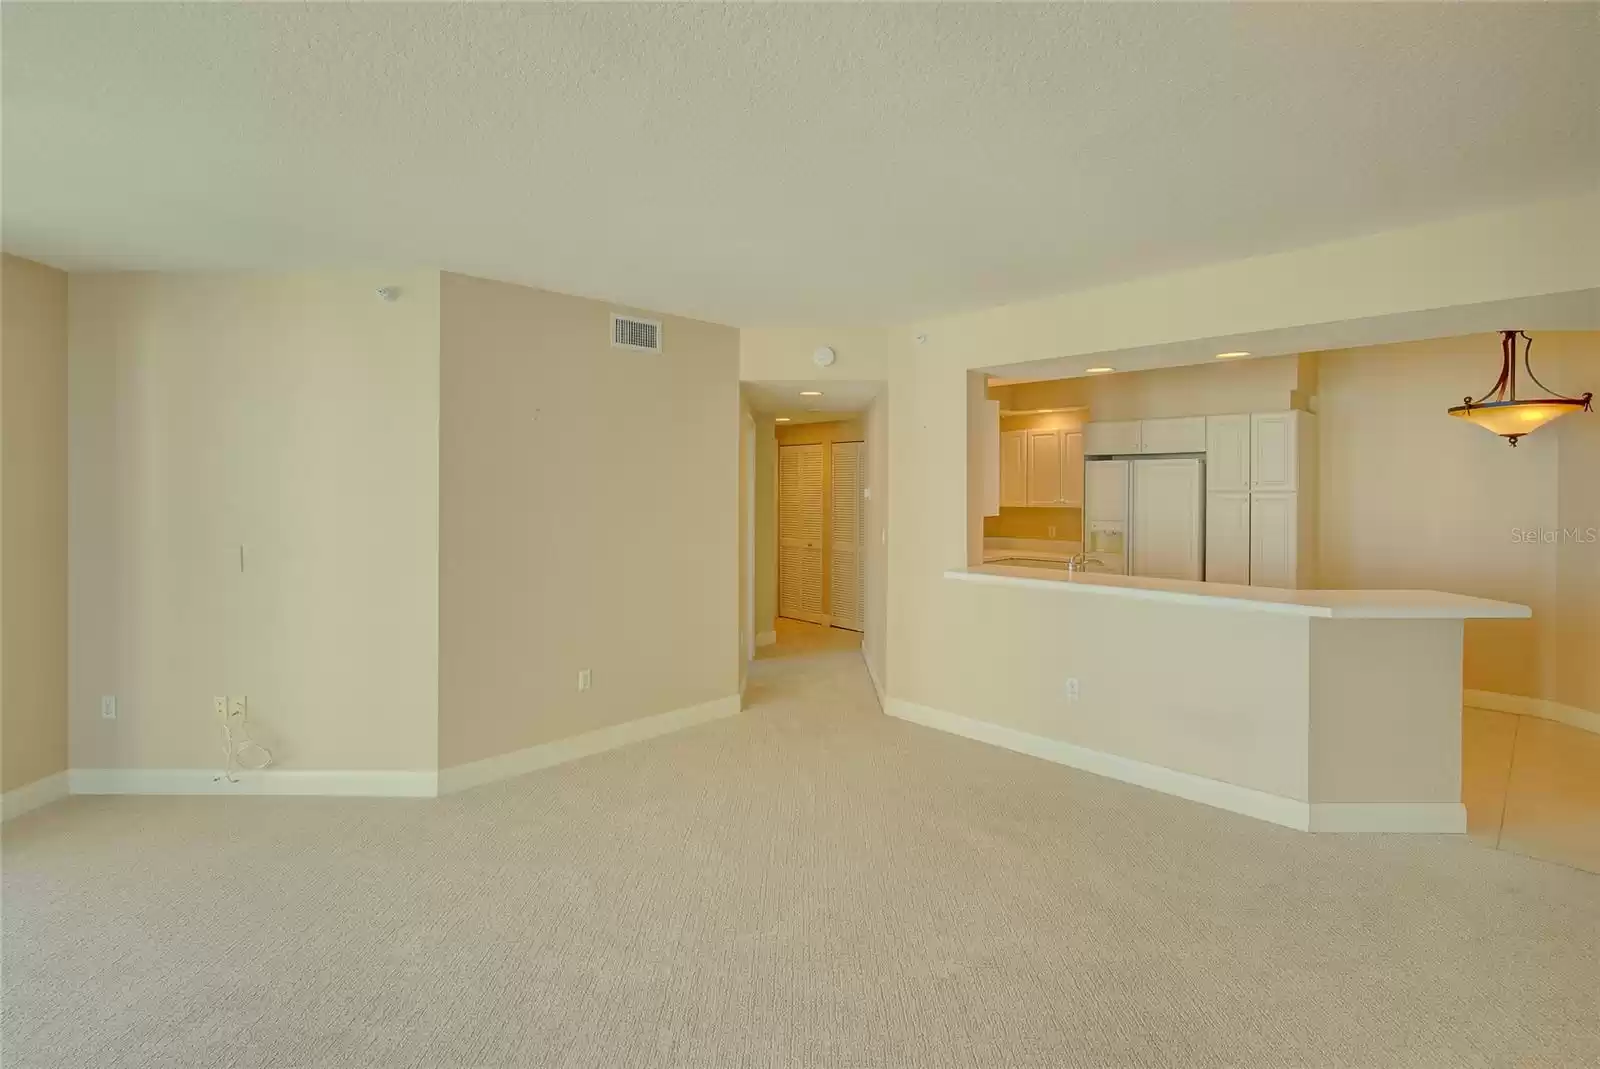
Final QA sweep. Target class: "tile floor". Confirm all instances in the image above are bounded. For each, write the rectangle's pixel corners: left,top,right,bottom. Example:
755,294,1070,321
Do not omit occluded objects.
1463,705,1600,874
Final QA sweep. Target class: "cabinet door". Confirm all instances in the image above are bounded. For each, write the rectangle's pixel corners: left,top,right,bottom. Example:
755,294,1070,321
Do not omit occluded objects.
1130,459,1204,581
1251,412,1298,492
1084,420,1141,456
1060,432,1085,508
979,399,1001,517
1205,492,1251,585
999,430,1028,508
1139,416,1207,454
1025,429,1063,505
1206,414,1252,492
1249,491,1298,588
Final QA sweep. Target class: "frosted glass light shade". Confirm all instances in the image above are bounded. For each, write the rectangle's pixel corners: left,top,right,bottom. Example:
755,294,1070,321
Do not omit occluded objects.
1448,399,1586,443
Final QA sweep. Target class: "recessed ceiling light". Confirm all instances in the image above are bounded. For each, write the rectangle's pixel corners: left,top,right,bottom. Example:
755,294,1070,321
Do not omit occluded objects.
775,417,791,422
1215,351,1251,359
800,390,823,396
1085,367,1115,374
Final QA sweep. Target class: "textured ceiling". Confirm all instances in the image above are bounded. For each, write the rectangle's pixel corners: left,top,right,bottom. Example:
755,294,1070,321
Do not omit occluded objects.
4,3,1597,326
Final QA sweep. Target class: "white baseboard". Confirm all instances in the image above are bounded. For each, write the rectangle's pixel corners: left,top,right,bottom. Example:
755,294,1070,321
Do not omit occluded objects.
861,650,885,710
886,698,1313,831
1307,802,1466,833
755,631,777,648
69,768,439,798
438,694,742,795
886,699,1467,834
1465,689,1600,736
2,771,69,822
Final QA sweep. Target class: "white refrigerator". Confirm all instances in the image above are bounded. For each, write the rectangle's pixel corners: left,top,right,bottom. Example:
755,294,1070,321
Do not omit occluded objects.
1084,457,1205,581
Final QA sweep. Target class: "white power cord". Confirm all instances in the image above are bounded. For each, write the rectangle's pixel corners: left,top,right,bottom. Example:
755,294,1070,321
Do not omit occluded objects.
218,700,274,783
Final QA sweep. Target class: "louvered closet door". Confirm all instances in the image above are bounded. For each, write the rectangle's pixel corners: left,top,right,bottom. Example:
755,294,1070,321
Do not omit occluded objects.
829,441,865,632
778,443,828,625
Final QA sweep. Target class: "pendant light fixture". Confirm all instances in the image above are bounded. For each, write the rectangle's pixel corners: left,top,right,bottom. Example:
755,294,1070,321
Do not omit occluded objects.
1447,331,1591,446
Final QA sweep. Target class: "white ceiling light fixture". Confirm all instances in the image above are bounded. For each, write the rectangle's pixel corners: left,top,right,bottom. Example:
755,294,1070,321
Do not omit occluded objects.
1085,366,1115,374
775,417,791,422
1215,351,1250,359
800,390,822,396
812,346,837,368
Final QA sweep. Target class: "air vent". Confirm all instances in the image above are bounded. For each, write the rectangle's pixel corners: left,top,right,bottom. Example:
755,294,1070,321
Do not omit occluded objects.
612,314,662,352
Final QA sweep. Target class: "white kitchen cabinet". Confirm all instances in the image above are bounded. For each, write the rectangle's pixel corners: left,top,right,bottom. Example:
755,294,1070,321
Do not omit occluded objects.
1139,416,1207,455
1084,420,1141,456
979,399,1001,517
1061,431,1085,508
1025,429,1064,506
999,430,1028,508
1131,458,1205,581
1250,412,1300,492
1205,414,1252,493
1205,491,1251,585
1249,491,1299,589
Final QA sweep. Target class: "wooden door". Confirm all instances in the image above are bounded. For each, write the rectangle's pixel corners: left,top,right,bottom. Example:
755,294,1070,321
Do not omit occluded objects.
1025,429,1063,505
829,441,865,632
778,443,828,624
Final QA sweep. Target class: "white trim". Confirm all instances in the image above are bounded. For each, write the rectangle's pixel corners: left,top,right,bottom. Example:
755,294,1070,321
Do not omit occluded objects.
2,771,69,821
886,699,1467,834
886,698,1312,831
861,650,885,709
1307,803,1466,833
438,694,741,795
1464,689,1600,736
755,630,777,648
69,768,439,798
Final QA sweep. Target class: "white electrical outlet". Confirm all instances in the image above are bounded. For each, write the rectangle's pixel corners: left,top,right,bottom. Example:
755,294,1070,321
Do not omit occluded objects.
577,669,592,692
1065,678,1081,702
100,695,117,720
213,696,228,718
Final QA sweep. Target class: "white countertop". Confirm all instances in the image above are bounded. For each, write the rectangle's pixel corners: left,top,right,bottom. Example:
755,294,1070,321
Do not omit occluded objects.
946,563,1532,620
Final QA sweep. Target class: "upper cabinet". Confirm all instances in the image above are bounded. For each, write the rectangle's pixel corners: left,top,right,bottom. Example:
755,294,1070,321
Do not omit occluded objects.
1138,416,1207,455
1025,429,1064,506
1084,420,1141,456
1205,414,1252,492
1061,431,1085,508
1250,411,1301,492
999,430,1028,508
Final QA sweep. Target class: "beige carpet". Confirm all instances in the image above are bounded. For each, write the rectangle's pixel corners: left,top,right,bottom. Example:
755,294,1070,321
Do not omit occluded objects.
5,629,1600,1068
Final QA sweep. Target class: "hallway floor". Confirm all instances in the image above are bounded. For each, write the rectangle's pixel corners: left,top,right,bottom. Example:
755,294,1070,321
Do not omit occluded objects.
4,626,1599,1067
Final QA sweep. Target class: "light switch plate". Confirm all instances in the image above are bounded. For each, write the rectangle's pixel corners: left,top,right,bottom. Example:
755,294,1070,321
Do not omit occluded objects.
100,695,117,720
577,669,592,692
1065,678,1081,702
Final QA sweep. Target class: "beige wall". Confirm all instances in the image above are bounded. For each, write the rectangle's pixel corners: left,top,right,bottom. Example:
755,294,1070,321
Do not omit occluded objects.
437,273,740,769
1315,333,1598,702
997,354,1306,419
1551,346,1600,714
68,272,442,772
754,417,777,638
1,255,69,792
864,393,889,693
740,327,889,383
884,192,1598,772
773,418,864,446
